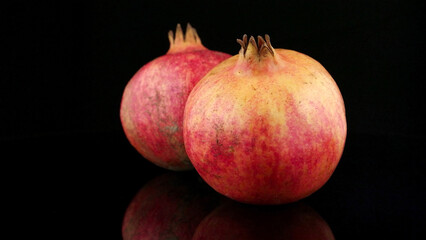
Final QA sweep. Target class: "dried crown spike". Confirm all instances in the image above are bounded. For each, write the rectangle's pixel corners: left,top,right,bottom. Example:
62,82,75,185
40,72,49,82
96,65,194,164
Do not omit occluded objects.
168,23,204,53
236,34,248,55
236,34,275,58
185,23,200,43
257,35,266,49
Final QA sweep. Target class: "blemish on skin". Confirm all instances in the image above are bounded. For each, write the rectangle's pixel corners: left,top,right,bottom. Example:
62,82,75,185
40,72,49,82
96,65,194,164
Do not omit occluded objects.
154,89,161,103
213,174,222,179
162,125,179,134
227,145,235,153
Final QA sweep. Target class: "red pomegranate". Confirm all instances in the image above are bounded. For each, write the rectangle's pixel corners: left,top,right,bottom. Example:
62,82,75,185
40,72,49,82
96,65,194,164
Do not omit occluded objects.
183,35,347,204
120,24,230,170
193,202,335,240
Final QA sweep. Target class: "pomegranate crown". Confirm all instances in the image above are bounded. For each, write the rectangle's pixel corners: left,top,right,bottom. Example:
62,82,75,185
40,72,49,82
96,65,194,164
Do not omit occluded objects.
167,23,205,53
237,34,275,58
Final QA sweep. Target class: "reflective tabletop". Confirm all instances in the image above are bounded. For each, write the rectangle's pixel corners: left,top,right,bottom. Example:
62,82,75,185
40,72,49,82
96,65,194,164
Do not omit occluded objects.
6,132,424,239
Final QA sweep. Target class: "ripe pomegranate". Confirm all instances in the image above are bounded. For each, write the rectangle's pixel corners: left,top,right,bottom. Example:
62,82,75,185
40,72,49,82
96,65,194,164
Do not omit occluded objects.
193,202,335,240
183,35,347,204
120,24,231,170
122,172,222,240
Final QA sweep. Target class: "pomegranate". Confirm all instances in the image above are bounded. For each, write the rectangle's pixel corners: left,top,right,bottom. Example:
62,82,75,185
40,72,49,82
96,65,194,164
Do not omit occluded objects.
121,172,222,240
193,202,335,240
183,35,347,204
120,23,231,170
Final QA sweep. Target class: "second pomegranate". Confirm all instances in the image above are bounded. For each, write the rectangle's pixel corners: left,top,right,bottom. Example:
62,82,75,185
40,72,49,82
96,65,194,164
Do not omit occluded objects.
120,24,230,170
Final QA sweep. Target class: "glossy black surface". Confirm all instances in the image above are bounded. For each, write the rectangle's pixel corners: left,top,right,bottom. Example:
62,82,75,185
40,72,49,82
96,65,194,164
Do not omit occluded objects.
5,132,424,239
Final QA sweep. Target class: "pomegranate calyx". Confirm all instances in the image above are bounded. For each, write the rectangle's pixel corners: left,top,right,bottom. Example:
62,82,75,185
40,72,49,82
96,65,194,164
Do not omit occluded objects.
167,23,205,54
237,34,275,59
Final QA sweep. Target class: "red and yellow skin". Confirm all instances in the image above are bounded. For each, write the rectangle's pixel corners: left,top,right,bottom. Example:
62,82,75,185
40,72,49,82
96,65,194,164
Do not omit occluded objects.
193,202,335,240
183,35,347,204
120,24,230,170
122,173,222,240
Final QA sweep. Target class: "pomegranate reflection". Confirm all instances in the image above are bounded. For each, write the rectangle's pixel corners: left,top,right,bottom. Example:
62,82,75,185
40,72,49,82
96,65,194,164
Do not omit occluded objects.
193,202,335,240
122,172,222,240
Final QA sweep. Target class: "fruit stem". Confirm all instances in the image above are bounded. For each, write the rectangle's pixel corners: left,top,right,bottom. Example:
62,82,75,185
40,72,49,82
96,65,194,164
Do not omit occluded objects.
167,23,206,54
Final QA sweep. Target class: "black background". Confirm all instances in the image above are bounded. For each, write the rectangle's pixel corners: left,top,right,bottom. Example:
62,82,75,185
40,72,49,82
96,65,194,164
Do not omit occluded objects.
3,0,425,239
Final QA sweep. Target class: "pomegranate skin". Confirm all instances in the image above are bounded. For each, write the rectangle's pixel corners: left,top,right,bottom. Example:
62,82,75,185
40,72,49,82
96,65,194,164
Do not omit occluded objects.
120,24,230,170
183,35,347,204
